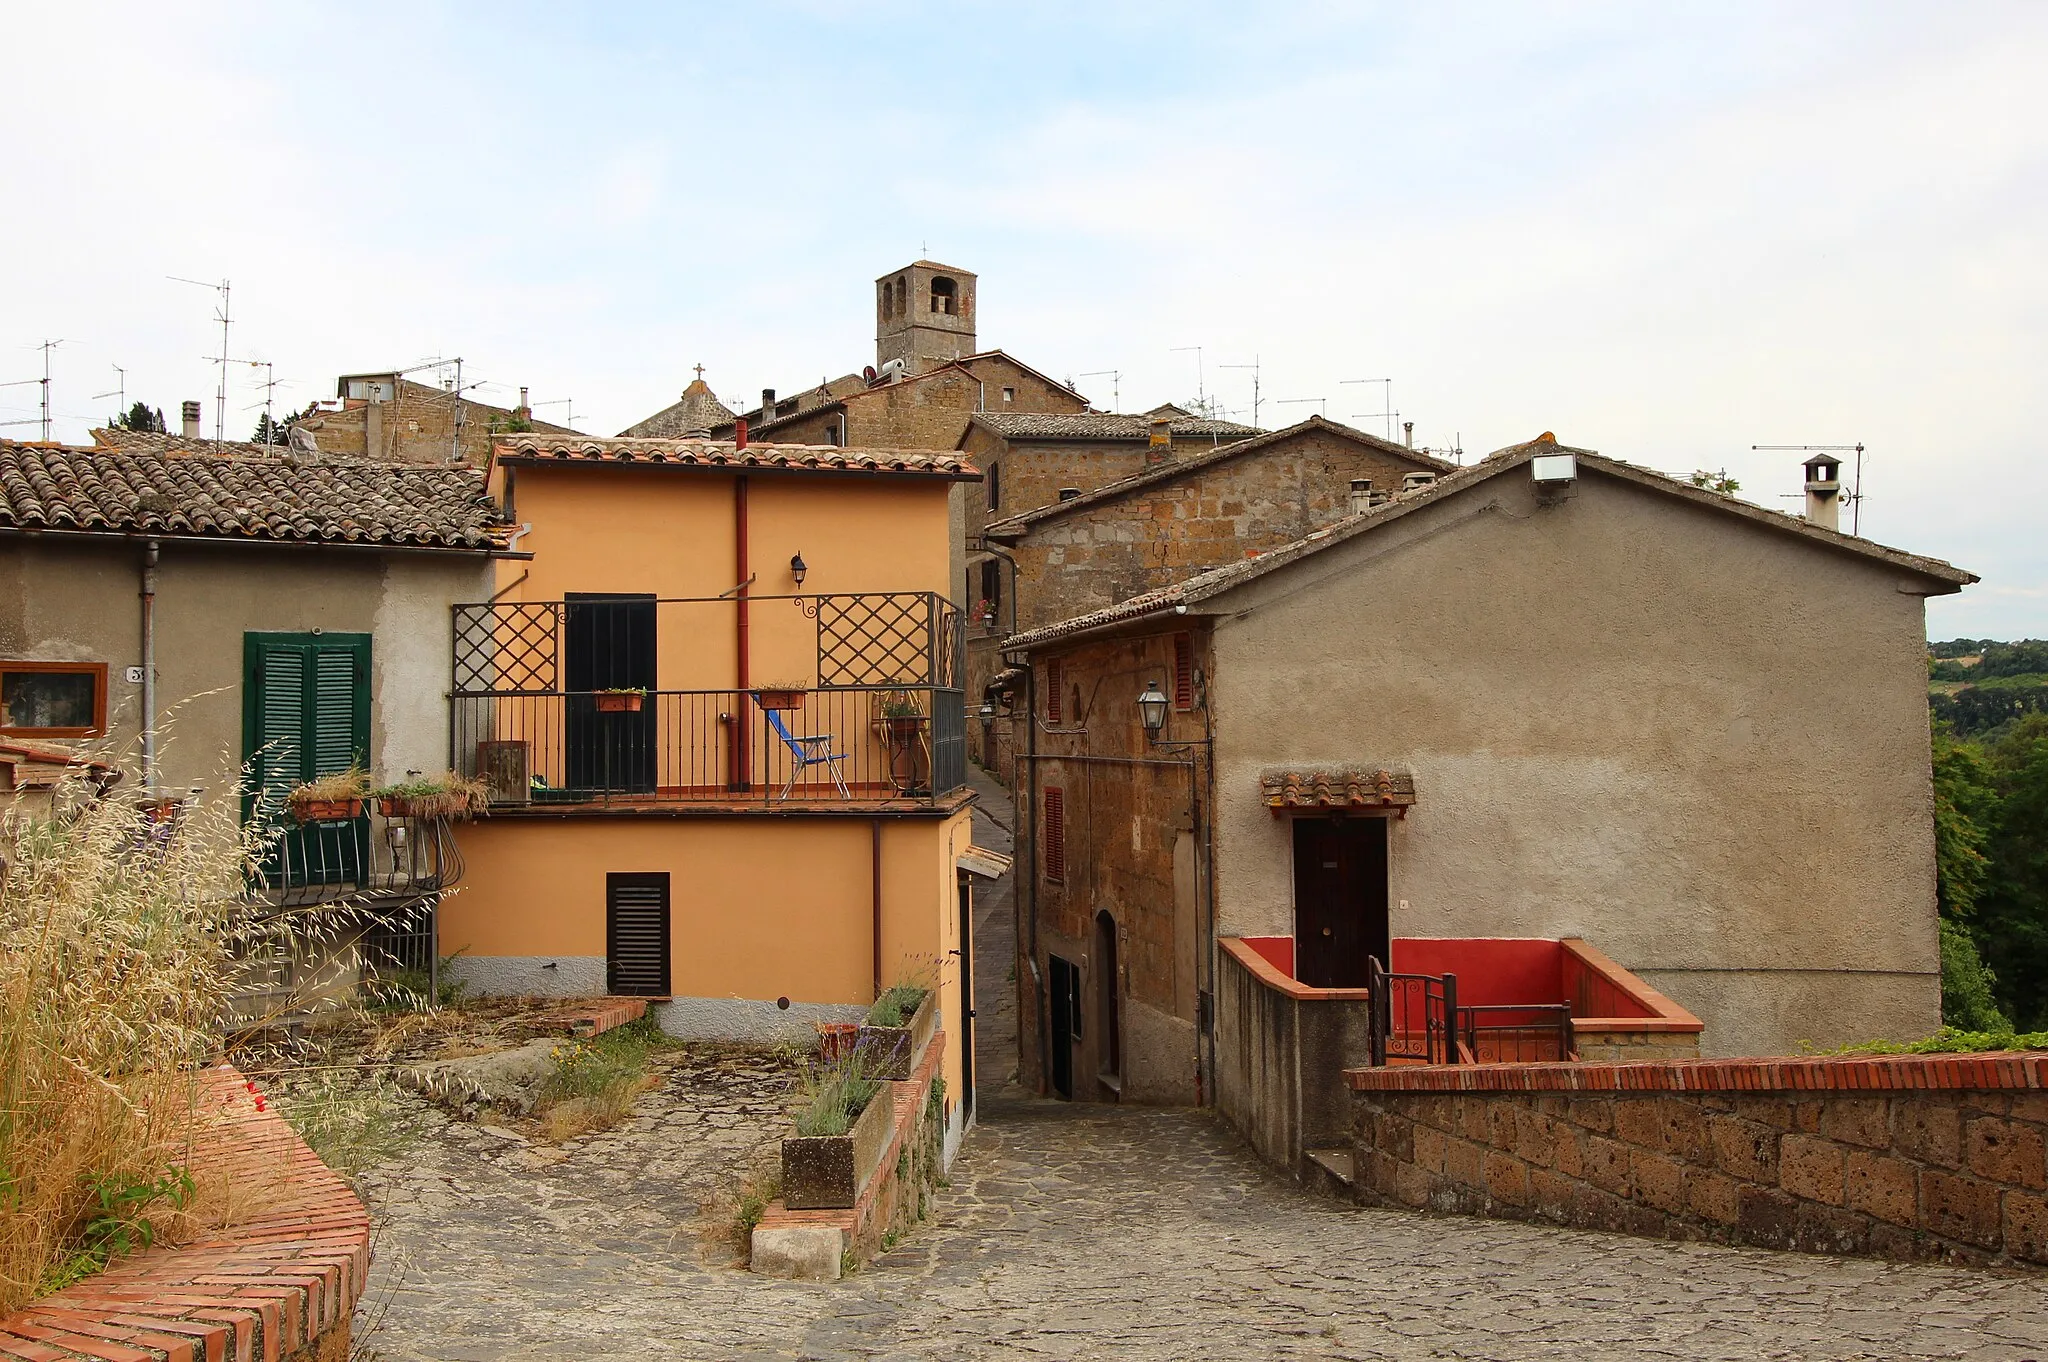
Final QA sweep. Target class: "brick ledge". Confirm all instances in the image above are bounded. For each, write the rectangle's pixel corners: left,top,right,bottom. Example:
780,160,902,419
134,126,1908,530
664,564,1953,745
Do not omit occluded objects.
1346,1051,2048,1094
0,1066,372,1361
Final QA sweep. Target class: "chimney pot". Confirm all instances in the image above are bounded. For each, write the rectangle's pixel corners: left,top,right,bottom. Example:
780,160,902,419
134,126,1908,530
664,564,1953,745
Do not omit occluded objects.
1349,478,1372,516
761,388,775,414
179,401,202,438
1403,421,1414,449
1803,455,1841,531
734,417,749,451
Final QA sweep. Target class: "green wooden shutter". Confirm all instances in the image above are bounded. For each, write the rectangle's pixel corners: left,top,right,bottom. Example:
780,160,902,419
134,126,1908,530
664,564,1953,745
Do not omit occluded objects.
249,644,307,814
309,639,369,776
243,632,371,815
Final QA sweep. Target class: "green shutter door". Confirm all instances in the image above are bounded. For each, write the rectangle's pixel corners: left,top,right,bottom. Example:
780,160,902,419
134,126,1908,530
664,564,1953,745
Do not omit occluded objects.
244,633,371,886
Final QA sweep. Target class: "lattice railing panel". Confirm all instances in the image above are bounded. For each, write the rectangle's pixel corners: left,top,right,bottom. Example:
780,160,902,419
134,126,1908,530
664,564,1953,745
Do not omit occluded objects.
818,594,939,687
454,602,560,694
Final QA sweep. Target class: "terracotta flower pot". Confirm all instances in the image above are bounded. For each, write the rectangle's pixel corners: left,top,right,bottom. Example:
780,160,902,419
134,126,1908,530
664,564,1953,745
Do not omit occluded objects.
291,797,363,823
594,692,644,713
755,689,806,711
885,715,926,741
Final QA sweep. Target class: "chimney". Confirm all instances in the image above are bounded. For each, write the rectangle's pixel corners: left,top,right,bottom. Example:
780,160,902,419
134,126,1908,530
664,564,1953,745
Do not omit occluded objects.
516,386,531,422
1149,417,1172,447
180,400,201,438
1349,478,1372,516
761,388,775,416
1401,470,1437,494
1803,453,1841,532
734,417,749,451
1403,421,1414,449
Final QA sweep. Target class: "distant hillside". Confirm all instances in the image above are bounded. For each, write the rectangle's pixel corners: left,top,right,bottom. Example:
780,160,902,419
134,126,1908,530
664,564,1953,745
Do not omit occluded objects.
1929,639,2048,738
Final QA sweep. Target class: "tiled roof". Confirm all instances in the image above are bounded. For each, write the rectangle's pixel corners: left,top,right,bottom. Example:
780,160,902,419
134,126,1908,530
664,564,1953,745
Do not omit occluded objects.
985,416,1452,537
1002,436,1975,652
0,442,508,550
1260,768,1416,812
968,412,1261,443
91,428,300,458
494,436,980,479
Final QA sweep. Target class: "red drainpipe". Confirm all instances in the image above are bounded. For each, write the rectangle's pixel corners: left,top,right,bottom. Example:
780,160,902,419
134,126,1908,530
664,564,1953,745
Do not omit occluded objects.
733,418,752,791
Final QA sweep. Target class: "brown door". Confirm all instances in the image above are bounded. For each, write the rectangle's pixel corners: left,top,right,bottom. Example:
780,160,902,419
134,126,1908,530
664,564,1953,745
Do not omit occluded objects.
1292,817,1389,988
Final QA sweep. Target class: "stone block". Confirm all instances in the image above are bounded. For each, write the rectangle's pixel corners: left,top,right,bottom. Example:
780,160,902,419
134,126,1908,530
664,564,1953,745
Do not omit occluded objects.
1514,1109,1560,1169
1792,1200,1872,1258
1613,1099,1664,1149
1920,1169,2002,1249
1484,1152,1531,1207
1412,1123,1448,1174
1487,1103,1519,1151
1779,1135,1846,1206
1964,1117,2047,1190
1444,1136,1486,1189
1818,1099,1892,1151
1844,1150,1919,1227
1568,1097,1615,1134
1374,1112,1415,1163
1736,1184,1802,1248
1732,1096,1797,1131
750,1225,844,1281
2008,1093,2048,1125
1687,1170,1741,1226
1709,1116,1778,1182
2004,1190,2048,1263
1893,1100,1962,1168
1630,1149,1688,1216
1582,1135,1632,1195
1392,1160,1434,1209
1530,1166,1576,1223
1553,1129,1586,1180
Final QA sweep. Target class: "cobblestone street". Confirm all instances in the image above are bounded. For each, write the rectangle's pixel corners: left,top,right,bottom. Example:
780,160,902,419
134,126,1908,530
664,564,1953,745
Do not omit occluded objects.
356,776,2048,1359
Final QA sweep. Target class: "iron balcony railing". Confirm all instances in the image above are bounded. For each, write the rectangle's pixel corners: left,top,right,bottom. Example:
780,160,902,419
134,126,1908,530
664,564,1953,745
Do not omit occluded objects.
256,808,466,908
1363,958,1580,1066
451,685,969,807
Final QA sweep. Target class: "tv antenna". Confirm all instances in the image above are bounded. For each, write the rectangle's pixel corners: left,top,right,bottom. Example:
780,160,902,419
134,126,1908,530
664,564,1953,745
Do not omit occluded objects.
1753,442,1865,535
1079,370,1121,410
1170,346,1206,415
1275,396,1327,419
1341,377,1394,441
92,364,127,426
0,341,71,441
169,276,231,441
230,359,288,447
532,397,575,431
1219,357,1262,427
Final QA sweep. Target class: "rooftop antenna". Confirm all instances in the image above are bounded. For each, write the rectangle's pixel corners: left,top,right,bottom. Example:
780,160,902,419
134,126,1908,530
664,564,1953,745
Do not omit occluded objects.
0,373,50,434
169,276,231,442
1079,370,1121,410
1340,378,1393,441
1274,396,1327,419
233,359,282,447
1754,442,1865,535
92,364,126,426
33,340,66,442
1219,357,1262,427
1170,346,1205,416
533,397,575,431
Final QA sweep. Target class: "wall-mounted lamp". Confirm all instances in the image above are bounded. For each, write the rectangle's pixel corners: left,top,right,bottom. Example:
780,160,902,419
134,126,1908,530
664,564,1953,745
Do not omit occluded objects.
789,552,808,589
977,701,996,748
1137,680,1170,738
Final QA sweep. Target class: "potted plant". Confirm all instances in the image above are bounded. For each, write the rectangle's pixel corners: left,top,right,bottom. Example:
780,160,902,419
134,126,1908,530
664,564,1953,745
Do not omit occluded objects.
753,680,809,711
372,772,491,821
287,767,369,822
855,978,937,1081
879,690,927,742
781,1051,894,1211
593,686,645,713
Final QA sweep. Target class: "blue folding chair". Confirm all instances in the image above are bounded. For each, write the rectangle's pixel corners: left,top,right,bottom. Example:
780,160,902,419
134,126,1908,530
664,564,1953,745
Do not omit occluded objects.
761,701,851,800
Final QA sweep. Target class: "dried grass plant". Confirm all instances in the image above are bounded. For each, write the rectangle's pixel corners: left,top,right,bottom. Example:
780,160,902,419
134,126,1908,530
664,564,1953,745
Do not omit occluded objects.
0,753,383,1314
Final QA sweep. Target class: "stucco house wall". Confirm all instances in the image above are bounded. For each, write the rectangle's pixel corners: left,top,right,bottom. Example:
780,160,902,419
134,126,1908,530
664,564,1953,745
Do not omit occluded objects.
0,538,488,792
1207,465,1947,1056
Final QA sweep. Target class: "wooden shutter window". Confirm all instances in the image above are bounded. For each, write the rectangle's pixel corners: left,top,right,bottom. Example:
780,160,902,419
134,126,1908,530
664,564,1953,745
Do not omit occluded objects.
1046,659,1063,723
1043,786,1066,882
1173,632,1195,711
606,872,672,996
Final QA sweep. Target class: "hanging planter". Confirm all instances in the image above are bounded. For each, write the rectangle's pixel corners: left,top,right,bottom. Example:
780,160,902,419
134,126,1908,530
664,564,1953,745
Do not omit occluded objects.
754,684,808,711
594,688,645,713
287,768,369,823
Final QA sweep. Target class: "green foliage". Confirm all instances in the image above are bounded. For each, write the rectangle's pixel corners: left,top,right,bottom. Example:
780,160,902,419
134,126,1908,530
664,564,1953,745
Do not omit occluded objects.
273,1074,419,1179
537,1017,676,1107
1689,468,1741,494
42,1166,198,1289
866,984,928,1028
1932,725,1995,920
1939,919,2009,1031
1820,1026,2048,1056
110,401,165,433
1934,714,2048,1030
793,1051,881,1137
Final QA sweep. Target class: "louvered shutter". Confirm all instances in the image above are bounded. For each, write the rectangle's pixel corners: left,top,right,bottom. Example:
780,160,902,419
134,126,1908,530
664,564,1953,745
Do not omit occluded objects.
1043,787,1065,882
309,641,369,776
1046,659,1063,723
242,632,371,814
607,873,672,996
1173,632,1194,710
249,645,306,813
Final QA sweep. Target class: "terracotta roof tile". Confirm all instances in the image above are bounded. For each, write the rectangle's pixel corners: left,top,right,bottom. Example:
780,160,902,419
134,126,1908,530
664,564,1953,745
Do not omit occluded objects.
969,412,1260,442
0,442,507,550
494,436,980,479
1260,768,1416,812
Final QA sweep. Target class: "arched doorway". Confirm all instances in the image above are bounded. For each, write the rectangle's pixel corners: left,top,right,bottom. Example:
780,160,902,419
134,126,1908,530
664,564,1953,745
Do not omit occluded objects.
1094,910,1121,1093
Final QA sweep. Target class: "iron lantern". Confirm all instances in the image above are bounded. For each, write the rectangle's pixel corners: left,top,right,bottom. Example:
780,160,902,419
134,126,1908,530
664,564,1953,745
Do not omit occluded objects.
1137,680,1170,737
977,701,996,747
789,552,807,589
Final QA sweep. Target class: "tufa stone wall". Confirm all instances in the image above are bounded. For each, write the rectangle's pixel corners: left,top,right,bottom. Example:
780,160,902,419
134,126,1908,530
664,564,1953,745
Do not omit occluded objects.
1346,1054,2048,1267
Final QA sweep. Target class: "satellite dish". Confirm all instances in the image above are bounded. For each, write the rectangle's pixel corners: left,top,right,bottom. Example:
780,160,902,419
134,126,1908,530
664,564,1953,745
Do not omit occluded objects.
862,365,878,382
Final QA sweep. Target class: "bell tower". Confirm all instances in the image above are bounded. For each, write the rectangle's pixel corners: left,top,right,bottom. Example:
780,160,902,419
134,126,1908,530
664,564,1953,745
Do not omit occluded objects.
876,261,977,376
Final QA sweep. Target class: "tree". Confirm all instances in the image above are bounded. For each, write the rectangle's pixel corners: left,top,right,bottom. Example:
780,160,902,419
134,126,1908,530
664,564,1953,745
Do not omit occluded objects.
1931,726,2008,1029
1979,715,2048,1028
1689,468,1741,494
251,412,287,448
110,401,165,433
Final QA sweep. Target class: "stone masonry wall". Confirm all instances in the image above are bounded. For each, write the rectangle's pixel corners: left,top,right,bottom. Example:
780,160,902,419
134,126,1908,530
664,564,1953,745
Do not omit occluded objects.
1348,1054,2048,1267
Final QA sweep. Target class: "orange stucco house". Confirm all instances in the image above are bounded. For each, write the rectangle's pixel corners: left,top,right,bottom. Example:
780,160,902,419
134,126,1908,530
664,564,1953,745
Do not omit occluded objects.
440,433,990,1141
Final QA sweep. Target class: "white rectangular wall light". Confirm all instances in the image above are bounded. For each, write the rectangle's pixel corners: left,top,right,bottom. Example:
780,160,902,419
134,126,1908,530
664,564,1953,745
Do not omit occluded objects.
1531,453,1577,483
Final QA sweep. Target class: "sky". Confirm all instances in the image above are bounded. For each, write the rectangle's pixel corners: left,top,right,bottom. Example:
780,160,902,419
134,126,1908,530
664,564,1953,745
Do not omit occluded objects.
4,1,2043,638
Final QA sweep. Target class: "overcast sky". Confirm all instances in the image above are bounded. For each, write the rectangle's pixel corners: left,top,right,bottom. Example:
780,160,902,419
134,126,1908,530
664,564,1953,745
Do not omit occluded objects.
4,2,2042,637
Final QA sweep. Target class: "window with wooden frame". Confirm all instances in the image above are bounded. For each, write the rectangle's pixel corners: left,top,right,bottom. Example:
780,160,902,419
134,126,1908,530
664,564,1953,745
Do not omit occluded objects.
1043,786,1066,882
1172,632,1195,711
986,461,1001,511
1,661,108,738
1046,658,1063,723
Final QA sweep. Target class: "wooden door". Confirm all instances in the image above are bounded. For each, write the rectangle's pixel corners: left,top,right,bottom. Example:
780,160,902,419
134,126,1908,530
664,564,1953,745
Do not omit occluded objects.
1292,817,1389,988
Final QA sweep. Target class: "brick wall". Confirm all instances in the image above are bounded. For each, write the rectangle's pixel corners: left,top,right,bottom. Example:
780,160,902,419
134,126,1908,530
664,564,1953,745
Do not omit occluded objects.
1347,1054,2048,1266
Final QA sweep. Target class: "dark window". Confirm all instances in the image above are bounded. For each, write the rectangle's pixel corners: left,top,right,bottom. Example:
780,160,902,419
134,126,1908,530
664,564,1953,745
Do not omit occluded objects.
1,661,106,737
979,559,1002,612
1173,632,1195,710
1046,659,1063,723
1001,386,1015,403
1043,786,1065,882
606,872,672,995
986,461,1001,511
930,276,957,315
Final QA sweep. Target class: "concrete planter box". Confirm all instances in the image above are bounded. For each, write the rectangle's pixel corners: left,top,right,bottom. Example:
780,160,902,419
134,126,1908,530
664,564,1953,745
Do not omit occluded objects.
782,1081,895,1210
856,991,936,1082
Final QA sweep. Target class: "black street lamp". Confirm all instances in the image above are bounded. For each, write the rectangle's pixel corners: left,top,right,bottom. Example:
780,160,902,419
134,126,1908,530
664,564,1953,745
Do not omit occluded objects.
1137,680,1170,738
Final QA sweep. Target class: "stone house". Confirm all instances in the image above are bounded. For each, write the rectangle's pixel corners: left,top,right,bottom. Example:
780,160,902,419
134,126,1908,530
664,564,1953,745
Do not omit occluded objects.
288,373,578,465
438,431,997,1153
968,416,1448,777
619,374,739,439
998,436,1974,1109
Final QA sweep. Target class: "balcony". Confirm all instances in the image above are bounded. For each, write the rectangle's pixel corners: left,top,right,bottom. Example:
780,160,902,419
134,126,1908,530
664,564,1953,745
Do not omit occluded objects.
449,593,968,811
256,807,466,908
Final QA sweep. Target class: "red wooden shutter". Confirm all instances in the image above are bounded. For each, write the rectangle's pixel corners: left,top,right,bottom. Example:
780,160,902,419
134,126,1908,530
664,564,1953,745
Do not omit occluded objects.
1173,632,1194,710
1046,659,1063,723
1043,786,1066,882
